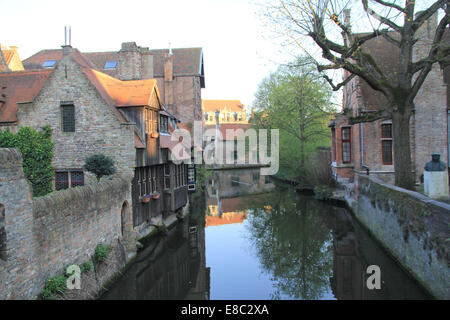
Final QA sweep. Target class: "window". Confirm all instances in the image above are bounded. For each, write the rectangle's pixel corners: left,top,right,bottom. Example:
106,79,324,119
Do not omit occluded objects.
342,127,351,164
55,170,84,190
55,172,69,190
61,103,75,132
71,171,84,187
43,60,56,68
104,61,117,69
0,204,6,261
164,164,171,190
160,115,169,133
187,164,196,183
381,124,393,165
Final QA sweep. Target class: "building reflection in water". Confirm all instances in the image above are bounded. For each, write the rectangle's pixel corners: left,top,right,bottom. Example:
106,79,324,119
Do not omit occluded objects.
101,213,209,300
328,207,431,300
101,169,430,300
205,169,275,227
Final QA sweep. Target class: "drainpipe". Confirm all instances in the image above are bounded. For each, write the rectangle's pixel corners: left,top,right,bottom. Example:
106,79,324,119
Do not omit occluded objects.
360,119,369,175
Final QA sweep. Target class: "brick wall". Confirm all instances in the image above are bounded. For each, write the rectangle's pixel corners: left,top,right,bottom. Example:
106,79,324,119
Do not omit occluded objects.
17,50,136,184
413,12,448,181
156,75,203,124
0,148,136,299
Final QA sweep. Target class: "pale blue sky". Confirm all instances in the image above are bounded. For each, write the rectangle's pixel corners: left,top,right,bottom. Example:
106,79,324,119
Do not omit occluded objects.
0,0,293,108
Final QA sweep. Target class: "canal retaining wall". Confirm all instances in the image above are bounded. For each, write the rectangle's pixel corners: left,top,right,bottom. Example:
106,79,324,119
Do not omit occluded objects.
0,148,136,299
346,174,450,299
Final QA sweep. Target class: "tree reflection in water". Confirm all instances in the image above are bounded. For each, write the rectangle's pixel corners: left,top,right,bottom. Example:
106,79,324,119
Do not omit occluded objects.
245,188,334,300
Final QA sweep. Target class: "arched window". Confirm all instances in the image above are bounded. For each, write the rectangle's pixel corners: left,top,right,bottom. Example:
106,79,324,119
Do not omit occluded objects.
0,204,6,261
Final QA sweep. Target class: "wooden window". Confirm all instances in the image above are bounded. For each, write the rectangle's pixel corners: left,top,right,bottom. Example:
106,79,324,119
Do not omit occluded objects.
137,168,142,196
160,115,169,133
342,127,351,164
153,110,158,133
381,124,392,138
164,164,171,190
61,103,75,132
381,124,393,165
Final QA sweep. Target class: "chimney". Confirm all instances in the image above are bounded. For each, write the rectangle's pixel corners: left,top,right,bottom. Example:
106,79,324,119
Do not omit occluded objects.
118,42,142,80
164,51,174,112
62,26,72,55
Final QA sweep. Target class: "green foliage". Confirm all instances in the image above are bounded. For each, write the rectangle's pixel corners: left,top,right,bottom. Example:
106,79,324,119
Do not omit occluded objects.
94,244,111,263
252,57,334,181
41,274,67,300
0,126,54,197
80,261,94,273
195,165,212,194
83,154,116,181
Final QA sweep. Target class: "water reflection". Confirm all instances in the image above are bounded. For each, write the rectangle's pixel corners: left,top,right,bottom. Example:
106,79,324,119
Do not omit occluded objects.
101,169,431,300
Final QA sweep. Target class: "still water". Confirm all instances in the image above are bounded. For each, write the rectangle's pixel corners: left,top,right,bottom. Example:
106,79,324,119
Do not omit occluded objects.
101,169,431,300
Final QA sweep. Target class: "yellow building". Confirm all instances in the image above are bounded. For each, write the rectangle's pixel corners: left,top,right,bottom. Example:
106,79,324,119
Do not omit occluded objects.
202,100,248,125
0,45,24,72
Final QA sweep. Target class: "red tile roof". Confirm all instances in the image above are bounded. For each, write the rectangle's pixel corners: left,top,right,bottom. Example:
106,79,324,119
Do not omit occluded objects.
0,70,52,123
82,68,158,107
23,47,204,77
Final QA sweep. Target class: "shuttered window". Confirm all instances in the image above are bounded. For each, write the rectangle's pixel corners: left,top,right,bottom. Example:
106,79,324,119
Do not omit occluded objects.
61,104,75,132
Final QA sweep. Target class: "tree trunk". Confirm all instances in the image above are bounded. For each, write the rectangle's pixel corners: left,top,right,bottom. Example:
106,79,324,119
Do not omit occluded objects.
392,110,415,190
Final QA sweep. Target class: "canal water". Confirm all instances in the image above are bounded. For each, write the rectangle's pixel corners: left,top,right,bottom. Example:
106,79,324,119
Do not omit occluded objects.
101,169,432,300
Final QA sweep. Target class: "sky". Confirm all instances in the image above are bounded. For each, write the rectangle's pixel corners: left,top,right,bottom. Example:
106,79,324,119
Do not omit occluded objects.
0,0,295,109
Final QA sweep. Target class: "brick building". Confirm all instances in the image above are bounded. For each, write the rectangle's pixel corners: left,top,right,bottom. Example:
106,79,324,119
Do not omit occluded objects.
330,13,450,185
0,45,189,227
202,100,251,163
22,42,205,125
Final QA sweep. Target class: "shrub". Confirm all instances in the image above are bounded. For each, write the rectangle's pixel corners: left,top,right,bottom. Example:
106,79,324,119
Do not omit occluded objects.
83,154,116,181
80,261,94,273
94,244,111,263
0,126,54,197
41,274,67,300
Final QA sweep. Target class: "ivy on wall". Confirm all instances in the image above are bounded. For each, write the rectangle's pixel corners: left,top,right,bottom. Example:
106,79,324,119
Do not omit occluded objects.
0,126,54,197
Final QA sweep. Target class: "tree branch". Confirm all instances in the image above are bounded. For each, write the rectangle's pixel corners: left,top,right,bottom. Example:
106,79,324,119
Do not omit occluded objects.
361,0,402,31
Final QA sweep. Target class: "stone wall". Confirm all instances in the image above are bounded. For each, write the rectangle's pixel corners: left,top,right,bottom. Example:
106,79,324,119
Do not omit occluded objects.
348,174,450,299
0,148,136,299
17,50,136,183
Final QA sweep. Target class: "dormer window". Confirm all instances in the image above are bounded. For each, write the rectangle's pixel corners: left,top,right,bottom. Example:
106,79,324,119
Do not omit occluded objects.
104,61,117,69
43,60,56,68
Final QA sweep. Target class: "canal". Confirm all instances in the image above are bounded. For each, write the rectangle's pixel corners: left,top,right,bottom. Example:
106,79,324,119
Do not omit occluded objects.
101,168,432,300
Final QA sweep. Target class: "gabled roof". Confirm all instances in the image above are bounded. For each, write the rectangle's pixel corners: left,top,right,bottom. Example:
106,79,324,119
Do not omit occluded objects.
0,69,52,123
82,68,158,107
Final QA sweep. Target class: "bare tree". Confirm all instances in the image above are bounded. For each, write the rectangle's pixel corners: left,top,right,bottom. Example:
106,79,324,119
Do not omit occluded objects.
264,0,450,189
